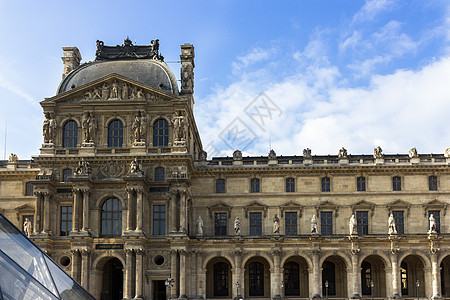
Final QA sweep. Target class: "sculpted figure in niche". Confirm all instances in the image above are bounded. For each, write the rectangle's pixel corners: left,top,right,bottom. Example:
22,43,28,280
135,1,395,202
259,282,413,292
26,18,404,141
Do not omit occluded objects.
338,147,348,158
429,214,437,233
82,112,96,143
24,218,32,238
349,214,357,235
373,146,383,159
110,80,119,99
172,111,187,143
273,214,280,234
132,111,147,143
197,216,204,235
130,158,142,174
101,82,110,100
75,159,91,175
121,83,129,99
388,213,397,234
234,217,241,235
311,215,318,233
42,112,56,143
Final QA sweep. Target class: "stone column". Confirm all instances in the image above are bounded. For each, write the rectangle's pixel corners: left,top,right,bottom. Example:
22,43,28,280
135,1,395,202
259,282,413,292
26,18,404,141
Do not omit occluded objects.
42,192,51,233
72,189,81,232
82,189,90,232
197,251,204,299
33,191,43,234
311,250,321,298
135,188,143,232
70,249,81,283
170,250,178,298
179,191,186,233
351,253,361,298
390,252,400,298
135,248,144,299
179,250,187,298
272,250,282,298
124,249,134,299
81,249,90,289
431,253,441,299
233,251,242,298
170,191,178,232
126,188,134,231
191,251,197,298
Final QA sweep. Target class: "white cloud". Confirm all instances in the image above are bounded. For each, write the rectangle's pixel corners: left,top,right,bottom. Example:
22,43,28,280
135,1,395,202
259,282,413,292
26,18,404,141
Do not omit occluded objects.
232,47,273,73
339,31,362,52
353,0,396,23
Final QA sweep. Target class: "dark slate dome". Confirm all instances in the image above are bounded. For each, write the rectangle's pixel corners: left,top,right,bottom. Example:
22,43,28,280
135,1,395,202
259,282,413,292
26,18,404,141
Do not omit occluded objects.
57,59,179,95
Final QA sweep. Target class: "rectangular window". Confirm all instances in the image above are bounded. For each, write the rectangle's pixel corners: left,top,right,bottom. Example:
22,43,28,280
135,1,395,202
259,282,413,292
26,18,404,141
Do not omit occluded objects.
356,211,369,235
321,212,333,234
321,177,330,192
286,178,295,192
392,210,404,234
155,167,165,182
251,178,260,193
153,205,166,235
60,206,72,236
357,177,366,191
393,176,402,191
215,213,227,236
249,212,262,235
285,212,297,235
216,179,225,193
429,210,440,233
25,182,34,196
429,176,438,191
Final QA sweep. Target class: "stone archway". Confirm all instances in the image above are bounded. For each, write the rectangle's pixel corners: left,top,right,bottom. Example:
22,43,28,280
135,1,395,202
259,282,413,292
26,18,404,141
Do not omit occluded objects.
400,255,425,297
283,256,309,298
205,256,233,298
94,257,124,300
361,255,386,298
322,255,348,298
245,256,271,298
440,255,450,297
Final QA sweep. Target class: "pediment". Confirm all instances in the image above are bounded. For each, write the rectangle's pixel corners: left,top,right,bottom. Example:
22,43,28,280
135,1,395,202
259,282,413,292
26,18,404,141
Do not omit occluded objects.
351,200,376,216
423,199,448,216
15,204,35,212
280,201,303,215
207,201,232,219
386,199,411,216
43,73,176,105
315,200,339,216
244,201,268,218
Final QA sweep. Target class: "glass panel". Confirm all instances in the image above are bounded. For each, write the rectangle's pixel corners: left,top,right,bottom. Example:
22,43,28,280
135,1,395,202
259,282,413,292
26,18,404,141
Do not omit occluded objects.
285,212,297,235
0,215,58,296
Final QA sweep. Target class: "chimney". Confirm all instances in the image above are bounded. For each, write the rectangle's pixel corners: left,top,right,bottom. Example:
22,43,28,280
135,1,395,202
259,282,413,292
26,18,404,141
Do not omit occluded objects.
180,44,195,95
61,47,81,79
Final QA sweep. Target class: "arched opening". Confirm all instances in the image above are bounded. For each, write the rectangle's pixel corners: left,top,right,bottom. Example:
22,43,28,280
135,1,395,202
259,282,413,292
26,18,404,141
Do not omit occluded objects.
100,258,123,300
322,256,347,298
245,257,270,298
206,257,232,298
440,255,450,297
400,255,425,297
361,255,386,298
283,256,309,298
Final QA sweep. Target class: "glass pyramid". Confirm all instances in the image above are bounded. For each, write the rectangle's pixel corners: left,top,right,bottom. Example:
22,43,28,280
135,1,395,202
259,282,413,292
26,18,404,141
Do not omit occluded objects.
0,212,95,300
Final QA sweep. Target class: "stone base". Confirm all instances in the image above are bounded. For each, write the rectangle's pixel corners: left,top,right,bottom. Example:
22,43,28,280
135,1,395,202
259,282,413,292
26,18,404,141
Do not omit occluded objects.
178,295,187,299
81,142,95,147
350,294,361,299
272,294,282,299
133,141,146,147
389,293,401,299
70,230,90,237
130,145,146,154
172,146,187,153
311,294,322,298
234,295,244,300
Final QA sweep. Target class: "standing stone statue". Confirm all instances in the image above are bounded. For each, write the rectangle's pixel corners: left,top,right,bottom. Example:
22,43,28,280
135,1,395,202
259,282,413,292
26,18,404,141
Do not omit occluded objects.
388,213,397,234
197,216,204,235
373,146,383,159
132,111,147,143
429,214,437,233
24,218,32,238
43,112,57,143
234,217,241,235
273,214,280,234
349,214,357,235
172,111,187,143
130,158,142,174
82,112,96,143
338,147,348,158
110,80,119,99
311,215,318,233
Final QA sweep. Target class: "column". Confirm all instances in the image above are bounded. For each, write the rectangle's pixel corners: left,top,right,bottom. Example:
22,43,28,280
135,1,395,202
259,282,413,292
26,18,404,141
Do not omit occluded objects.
81,249,90,289
170,249,178,298
124,249,134,299
311,250,321,298
72,189,81,232
135,188,143,232
390,252,400,298
179,250,187,298
135,249,144,299
179,191,186,233
351,253,361,298
34,192,43,234
197,251,204,299
170,191,178,232
431,253,441,299
272,250,282,298
82,189,90,232
126,188,134,231
42,192,51,233
70,249,81,283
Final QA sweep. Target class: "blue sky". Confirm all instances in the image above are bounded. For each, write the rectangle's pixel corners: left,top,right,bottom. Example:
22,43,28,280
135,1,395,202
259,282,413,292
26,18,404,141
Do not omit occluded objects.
1,0,450,159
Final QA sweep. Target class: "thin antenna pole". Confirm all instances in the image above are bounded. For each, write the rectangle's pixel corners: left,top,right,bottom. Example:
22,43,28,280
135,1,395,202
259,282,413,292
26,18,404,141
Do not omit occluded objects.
3,121,6,160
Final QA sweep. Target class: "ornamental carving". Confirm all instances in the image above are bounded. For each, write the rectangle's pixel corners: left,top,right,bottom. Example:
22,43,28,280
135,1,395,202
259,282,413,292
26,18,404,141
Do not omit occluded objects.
99,161,126,179
43,112,57,144
82,112,97,144
132,111,147,144
95,37,164,61
172,110,188,146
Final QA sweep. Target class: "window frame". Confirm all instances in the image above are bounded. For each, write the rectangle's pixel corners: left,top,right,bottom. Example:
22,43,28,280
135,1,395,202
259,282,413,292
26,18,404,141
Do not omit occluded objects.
154,167,165,182
356,211,369,235
357,176,366,192
63,120,78,148
25,182,34,196
250,178,260,193
249,212,263,235
214,212,227,236
286,177,295,193
152,204,166,236
100,198,122,237
320,211,333,235
284,211,298,235
60,205,73,236
108,119,124,148
429,176,438,191
392,210,405,234
153,118,169,147
393,176,402,191
216,179,226,193
62,168,72,183
321,177,331,192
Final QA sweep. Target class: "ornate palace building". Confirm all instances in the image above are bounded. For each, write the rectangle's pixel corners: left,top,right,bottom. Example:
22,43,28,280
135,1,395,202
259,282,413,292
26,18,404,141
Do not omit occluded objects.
1,38,450,300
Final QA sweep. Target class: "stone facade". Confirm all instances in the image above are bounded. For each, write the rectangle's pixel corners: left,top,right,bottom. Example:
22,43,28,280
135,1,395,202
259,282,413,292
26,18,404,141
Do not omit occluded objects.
1,39,450,300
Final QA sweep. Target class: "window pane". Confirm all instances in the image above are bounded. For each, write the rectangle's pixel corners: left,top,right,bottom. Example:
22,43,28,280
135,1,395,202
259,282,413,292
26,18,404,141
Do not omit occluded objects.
108,120,123,147
357,177,366,191
215,213,227,236
393,176,401,191
429,176,438,191
249,212,262,235
321,178,330,192
153,205,166,235
285,212,297,235
101,198,122,236
286,178,295,192
153,119,169,147
392,211,404,234
356,211,368,235
216,179,225,193
155,168,165,182
321,212,332,234
251,178,260,193
60,206,72,236
63,120,78,148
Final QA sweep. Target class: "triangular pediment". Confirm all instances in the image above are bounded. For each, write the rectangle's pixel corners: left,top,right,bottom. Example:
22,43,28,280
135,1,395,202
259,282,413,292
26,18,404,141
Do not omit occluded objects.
423,199,448,216
316,200,337,208
280,201,303,215
207,201,232,218
43,73,177,105
244,201,268,218
351,200,376,216
15,204,35,212
386,199,411,215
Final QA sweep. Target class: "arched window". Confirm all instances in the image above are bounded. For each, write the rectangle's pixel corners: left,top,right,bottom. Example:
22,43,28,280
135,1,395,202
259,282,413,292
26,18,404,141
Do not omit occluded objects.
249,262,264,296
108,119,123,147
101,198,122,237
63,120,78,148
284,262,300,296
322,261,336,296
153,119,169,147
361,261,372,295
213,262,229,296
251,178,260,193
62,168,72,182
